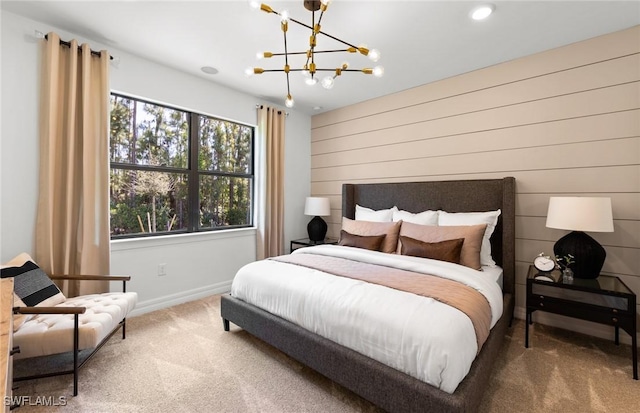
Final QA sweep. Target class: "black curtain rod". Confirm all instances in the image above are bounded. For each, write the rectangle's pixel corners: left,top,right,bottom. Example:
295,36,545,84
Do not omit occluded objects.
44,34,113,61
256,104,289,116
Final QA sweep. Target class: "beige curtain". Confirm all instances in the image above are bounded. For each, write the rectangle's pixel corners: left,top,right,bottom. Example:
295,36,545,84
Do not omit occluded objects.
256,105,286,259
35,32,111,297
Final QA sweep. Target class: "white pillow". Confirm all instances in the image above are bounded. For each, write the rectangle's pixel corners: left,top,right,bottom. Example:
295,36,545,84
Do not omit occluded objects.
392,209,439,225
438,209,501,267
355,205,397,222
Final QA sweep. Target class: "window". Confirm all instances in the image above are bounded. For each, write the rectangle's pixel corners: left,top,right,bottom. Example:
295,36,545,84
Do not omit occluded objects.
109,94,254,238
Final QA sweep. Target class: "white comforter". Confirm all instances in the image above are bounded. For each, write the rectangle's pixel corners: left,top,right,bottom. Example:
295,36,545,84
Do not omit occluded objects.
230,245,504,393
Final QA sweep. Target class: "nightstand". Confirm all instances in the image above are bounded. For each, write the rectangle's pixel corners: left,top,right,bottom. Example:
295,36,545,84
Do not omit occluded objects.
525,265,637,379
290,237,338,252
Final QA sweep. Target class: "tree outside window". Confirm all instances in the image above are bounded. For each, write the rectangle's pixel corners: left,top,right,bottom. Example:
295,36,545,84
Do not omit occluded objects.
109,94,253,238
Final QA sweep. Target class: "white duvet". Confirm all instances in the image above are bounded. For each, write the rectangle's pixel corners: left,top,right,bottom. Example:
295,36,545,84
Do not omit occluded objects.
230,245,504,393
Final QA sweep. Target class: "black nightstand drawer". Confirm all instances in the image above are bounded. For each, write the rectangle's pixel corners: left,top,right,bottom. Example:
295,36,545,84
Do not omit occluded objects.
531,283,631,312
529,296,632,327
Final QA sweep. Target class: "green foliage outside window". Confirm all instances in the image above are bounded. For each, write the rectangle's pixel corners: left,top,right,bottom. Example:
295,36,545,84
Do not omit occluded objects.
109,94,253,237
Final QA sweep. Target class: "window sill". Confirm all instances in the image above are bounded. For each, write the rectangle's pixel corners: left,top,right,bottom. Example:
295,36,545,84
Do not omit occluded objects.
110,227,257,251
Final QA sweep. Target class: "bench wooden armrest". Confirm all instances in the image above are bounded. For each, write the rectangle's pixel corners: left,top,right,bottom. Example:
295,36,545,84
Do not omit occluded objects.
48,274,131,293
48,274,131,282
13,306,86,315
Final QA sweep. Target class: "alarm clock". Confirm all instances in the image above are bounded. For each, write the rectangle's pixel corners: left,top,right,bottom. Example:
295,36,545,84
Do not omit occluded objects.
533,253,555,272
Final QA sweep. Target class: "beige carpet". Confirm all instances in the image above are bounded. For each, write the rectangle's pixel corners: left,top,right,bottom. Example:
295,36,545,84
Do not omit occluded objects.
12,295,639,412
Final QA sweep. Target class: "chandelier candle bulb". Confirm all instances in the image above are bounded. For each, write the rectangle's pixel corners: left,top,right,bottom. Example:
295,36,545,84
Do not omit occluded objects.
321,76,334,89
285,95,294,108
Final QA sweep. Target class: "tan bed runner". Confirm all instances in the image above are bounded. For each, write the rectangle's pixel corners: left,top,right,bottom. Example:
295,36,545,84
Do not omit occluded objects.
272,253,492,353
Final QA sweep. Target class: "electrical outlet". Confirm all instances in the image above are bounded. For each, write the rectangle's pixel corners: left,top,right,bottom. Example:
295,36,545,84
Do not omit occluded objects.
158,263,167,276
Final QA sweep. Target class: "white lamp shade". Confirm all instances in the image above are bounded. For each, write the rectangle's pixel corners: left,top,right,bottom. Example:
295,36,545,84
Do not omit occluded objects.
546,197,614,232
304,197,330,216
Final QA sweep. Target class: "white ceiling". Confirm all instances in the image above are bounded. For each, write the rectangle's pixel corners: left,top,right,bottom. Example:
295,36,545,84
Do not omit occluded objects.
2,1,639,115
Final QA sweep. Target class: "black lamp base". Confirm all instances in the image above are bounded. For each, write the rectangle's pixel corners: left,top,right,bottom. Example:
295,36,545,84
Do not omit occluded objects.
553,231,606,279
307,216,327,242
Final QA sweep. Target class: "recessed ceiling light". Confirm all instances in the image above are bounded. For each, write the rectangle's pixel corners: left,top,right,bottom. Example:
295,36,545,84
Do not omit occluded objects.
470,4,495,21
201,66,219,75
313,106,323,111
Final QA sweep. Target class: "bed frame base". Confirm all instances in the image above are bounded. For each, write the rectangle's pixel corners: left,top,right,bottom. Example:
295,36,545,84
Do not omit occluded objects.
221,293,514,413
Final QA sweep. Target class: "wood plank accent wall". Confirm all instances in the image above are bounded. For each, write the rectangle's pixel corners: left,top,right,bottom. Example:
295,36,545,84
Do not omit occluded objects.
310,26,640,339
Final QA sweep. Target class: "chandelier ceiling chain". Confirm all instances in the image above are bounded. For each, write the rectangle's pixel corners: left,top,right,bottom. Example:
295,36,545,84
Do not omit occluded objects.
246,0,384,108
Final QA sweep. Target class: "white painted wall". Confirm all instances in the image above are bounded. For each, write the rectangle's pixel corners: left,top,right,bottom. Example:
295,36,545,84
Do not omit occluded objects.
0,11,311,315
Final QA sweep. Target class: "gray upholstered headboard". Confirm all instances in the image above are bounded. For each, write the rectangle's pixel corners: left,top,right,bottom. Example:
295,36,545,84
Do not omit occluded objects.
342,178,516,296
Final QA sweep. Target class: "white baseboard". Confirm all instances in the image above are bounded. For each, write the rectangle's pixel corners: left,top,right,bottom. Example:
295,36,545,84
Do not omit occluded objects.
514,306,637,346
128,281,232,317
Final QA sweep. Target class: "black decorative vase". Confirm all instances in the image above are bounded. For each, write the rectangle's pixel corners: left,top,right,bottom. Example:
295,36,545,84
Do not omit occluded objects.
553,231,605,279
307,216,327,242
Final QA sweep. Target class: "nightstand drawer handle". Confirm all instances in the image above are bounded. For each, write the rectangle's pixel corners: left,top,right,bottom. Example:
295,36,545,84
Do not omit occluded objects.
539,303,544,307
539,295,544,300
612,317,618,323
612,309,618,314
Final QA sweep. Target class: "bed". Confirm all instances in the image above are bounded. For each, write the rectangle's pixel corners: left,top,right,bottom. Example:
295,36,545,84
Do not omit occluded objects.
221,177,515,412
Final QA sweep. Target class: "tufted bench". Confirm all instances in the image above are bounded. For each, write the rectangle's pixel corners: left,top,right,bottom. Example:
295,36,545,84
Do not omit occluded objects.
13,291,138,360
2,253,137,396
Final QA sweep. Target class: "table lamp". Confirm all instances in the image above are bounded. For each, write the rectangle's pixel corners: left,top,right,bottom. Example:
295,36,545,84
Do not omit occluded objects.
545,197,614,279
304,197,331,241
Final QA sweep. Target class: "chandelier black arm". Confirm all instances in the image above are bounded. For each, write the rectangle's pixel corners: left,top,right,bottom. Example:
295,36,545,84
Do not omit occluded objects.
310,9,317,68
258,68,369,73
288,16,358,49
265,8,359,60
264,7,359,51
269,49,352,57
283,22,291,97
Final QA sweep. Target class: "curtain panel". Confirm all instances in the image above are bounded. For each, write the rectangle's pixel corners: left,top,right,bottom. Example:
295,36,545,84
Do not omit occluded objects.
35,32,111,297
255,106,286,259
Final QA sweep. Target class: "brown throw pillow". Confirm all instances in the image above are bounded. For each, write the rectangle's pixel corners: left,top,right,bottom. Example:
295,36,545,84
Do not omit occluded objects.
399,222,487,270
341,217,401,254
399,235,464,264
339,230,386,251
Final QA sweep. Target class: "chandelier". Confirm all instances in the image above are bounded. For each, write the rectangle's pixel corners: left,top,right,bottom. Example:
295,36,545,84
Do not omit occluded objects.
246,0,384,108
